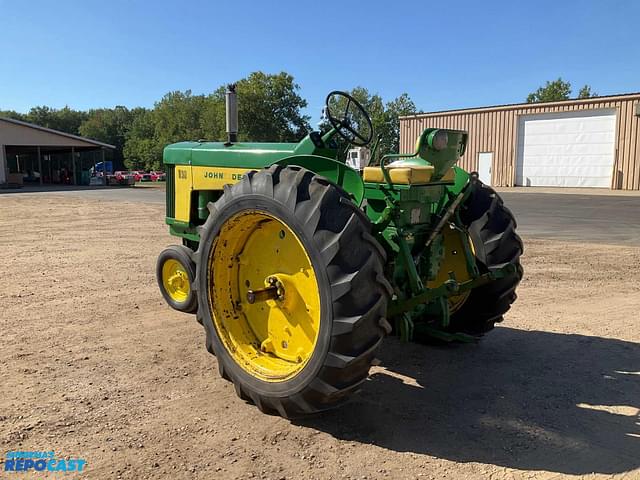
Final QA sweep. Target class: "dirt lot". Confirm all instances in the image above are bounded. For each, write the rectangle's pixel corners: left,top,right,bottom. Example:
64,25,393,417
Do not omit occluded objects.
1,194,638,479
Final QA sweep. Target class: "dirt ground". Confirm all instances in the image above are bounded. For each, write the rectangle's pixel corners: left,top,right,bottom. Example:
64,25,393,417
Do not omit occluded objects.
1,194,638,480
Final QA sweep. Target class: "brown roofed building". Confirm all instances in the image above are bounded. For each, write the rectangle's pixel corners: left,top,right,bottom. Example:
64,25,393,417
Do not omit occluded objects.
0,117,114,186
400,93,640,190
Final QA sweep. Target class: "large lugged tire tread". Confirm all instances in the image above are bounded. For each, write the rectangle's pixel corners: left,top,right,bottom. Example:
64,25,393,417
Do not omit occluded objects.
449,180,523,334
195,165,390,418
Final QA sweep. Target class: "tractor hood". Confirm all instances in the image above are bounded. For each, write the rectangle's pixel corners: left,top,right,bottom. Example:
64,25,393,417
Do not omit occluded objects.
164,141,299,169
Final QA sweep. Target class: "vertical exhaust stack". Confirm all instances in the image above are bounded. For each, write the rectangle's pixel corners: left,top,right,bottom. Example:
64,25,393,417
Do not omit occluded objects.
225,84,238,145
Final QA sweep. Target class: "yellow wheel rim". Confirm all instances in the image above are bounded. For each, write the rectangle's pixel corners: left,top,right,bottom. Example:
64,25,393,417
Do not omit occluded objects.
208,210,321,382
427,227,475,314
162,259,191,303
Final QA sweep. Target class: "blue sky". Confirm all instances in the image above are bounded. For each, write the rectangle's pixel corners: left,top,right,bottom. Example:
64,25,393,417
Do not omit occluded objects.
1,0,638,121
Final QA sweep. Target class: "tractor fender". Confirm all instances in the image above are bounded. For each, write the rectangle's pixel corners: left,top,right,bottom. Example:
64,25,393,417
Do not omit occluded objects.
270,155,365,206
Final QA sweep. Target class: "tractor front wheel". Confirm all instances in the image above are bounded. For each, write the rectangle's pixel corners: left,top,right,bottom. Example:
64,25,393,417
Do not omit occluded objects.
156,245,198,313
195,165,391,417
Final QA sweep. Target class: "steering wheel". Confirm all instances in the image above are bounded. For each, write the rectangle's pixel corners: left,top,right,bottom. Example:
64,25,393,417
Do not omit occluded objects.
325,91,373,146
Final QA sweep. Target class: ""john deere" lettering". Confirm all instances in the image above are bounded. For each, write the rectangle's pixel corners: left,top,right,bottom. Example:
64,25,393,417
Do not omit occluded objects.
204,171,224,179
203,171,244,181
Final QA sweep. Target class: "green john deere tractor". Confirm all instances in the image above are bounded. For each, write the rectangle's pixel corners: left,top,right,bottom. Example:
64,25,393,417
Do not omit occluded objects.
156,86,523,417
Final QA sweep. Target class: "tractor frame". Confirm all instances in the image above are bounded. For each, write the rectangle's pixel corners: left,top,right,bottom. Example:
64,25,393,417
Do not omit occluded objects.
161,91,516,342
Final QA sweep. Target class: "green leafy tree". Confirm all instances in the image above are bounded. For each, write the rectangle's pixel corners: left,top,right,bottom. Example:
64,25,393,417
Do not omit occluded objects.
199,94,226,142
123,109,159,170
123,72,311,171
527,78,598,103
578,85,597,98
79,106,142,169
152,90,208,144
527,78,572,103
1,106,87,134
0,110,26,121
135,90,210,171
8,71,413,172
25,106,88,135
209,71,311,142
381,93,417,154
238,71,310,141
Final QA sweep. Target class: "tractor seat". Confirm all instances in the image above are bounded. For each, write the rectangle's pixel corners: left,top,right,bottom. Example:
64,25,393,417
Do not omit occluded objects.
362,163,455,185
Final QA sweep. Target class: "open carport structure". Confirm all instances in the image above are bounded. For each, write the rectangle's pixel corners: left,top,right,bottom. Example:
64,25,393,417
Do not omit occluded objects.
0,117,115,187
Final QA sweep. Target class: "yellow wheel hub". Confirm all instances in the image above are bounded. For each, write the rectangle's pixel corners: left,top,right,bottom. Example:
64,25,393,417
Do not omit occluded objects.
427,227,475,313
162,259,191,303
208,211,321,382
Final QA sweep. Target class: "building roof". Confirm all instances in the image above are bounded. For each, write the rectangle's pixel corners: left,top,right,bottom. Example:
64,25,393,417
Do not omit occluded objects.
400,91,640,119
0,116,115,149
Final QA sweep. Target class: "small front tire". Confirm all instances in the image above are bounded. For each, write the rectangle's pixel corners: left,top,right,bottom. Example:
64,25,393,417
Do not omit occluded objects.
156,245,198,313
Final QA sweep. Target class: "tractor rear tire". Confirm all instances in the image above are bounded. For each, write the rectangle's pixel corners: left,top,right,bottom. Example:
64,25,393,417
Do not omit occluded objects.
448,180,524,334
195,165,391,418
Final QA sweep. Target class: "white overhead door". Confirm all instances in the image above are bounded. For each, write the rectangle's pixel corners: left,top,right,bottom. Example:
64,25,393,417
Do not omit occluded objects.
516,109,617,188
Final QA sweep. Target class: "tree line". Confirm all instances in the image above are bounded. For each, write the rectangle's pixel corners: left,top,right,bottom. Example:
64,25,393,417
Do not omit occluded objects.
0,72,417,171
0,74,597,171
526,78,596,103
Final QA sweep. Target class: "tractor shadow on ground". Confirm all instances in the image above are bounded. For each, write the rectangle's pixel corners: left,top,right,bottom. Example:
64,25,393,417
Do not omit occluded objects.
297,327,640,476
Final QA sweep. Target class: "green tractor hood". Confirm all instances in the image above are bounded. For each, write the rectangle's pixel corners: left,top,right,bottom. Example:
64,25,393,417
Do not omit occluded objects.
164,141,300,169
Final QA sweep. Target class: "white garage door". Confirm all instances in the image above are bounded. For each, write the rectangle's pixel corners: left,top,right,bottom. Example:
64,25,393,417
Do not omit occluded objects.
516,109,617,188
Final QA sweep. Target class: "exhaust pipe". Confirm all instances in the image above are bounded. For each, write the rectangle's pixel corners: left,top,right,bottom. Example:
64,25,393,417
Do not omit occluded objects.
225,84,238,144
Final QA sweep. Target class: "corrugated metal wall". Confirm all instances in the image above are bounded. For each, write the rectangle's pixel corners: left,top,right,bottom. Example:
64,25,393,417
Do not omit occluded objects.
399,94,640,190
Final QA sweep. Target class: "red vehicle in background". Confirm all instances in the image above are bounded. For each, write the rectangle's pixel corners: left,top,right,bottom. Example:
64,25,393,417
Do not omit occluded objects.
150,171,166,181
114,171,135,181
109,171,136,185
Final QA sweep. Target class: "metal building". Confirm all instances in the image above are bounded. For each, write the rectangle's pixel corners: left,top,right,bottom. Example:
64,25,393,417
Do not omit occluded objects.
399,93,640,190
0,117,114,187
